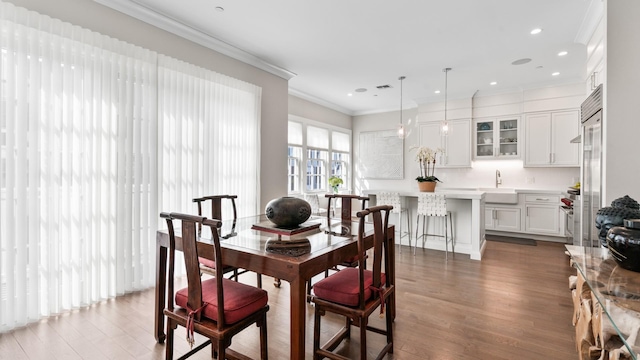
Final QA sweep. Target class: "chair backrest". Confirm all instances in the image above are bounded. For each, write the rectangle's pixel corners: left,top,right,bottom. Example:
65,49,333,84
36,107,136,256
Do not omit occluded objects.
161,212,228,328
377,192,402,213
325,194,370,222
356,205,393,309
193,195,237,233
417,193,447,216
193,195,238,220
304,194,321,214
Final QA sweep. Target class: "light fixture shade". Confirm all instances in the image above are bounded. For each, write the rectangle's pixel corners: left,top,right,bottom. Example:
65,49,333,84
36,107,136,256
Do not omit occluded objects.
397,123,405,139
440,120,449,136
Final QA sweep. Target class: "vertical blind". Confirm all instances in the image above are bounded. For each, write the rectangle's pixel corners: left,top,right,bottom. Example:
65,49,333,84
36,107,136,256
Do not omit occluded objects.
157,56,261,219
0,2,261,332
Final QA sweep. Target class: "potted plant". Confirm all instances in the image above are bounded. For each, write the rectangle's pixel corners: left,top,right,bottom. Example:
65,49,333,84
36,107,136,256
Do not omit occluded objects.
411,146,444,192
328,176,343,193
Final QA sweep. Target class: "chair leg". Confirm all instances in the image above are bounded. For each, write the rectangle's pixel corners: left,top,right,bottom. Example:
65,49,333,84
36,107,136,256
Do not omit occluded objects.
449,212,455,255
257,273,262,288
359,317,368,360
216,339,226,360
313,309,322,360
166,320,174,360
405,209,412,251
259,313,268,360
445,215,449,261
398,211,402,254
386,297,394,354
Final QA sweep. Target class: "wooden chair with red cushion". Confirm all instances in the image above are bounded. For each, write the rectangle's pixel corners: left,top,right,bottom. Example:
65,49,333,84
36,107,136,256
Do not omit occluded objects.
193,195,262,288
306,194,370,301
309,205,395,360
161,212,269,360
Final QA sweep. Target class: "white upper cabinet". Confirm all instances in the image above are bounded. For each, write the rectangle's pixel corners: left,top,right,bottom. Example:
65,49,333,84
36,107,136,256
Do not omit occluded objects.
418,119,471,168
524,110,580,167
474,117,520,159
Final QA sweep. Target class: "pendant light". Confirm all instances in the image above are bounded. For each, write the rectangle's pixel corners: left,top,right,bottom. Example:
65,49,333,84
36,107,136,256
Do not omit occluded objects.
441,68,452,136
396,76,407,139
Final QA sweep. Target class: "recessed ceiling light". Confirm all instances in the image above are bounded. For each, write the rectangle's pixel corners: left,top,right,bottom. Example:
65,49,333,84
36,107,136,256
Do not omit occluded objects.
558,51,568,56
215,6,224,12
552,72,560,76
434,90,440,94
347,93,352,96
512,58,532,65
490,81,497,85
530,28,542,35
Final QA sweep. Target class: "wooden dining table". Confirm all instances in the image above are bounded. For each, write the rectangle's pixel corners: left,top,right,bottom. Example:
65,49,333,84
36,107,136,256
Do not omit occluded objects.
154,214,395,360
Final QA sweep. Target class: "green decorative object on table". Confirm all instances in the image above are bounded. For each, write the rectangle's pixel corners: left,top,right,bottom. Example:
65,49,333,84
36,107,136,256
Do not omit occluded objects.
328,176,343,193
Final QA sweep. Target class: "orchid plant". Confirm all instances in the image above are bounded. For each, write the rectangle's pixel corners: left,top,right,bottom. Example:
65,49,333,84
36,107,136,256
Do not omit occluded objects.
411,146,445,182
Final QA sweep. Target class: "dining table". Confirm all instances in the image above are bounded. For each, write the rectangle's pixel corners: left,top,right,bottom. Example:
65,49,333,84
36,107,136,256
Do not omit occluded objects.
154,214,395,360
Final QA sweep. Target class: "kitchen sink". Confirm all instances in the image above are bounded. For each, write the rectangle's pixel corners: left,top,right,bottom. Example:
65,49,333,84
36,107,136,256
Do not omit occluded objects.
477,188,519,204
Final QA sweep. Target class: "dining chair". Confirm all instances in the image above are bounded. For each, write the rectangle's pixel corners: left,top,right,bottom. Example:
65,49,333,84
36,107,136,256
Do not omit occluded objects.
306,194,371,301
325,194,370,223
376,192,411,253
415,193,455,260
304,193,328,216
160,212,269,360
193,195,262,288
309,205,395,360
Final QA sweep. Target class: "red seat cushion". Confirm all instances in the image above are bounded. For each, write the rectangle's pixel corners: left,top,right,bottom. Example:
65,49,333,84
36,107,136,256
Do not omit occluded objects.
313,267,386,307
198,257,216,269
175,278,268,324
198,257,236,273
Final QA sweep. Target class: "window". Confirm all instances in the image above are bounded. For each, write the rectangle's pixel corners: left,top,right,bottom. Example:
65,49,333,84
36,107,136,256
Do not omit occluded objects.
287,117,351,194
288,146,302,192
306,148,327,191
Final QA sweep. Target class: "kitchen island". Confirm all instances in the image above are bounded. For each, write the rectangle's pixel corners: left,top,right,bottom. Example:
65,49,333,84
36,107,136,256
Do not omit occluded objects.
364,189,486,260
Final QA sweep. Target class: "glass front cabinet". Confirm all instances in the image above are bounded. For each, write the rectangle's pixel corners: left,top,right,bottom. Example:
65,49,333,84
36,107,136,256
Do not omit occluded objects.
474,117,519,159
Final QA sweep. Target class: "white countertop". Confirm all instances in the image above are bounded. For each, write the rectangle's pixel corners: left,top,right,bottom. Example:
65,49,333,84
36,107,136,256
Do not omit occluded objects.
363,189,485,200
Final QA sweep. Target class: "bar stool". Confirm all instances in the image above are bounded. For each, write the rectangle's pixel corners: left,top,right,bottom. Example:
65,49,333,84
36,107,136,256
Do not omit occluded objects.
377,192,411,253
415,193,454,260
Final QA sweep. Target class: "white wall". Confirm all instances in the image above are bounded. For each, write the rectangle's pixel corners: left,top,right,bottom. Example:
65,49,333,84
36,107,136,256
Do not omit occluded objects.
288,95,351,129
353,84,585,193
603,0,640,205
9,0,290,210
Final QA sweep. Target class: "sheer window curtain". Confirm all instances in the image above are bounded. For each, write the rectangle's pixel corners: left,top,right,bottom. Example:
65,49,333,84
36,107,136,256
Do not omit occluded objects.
157,56,261,219
0,3,158,331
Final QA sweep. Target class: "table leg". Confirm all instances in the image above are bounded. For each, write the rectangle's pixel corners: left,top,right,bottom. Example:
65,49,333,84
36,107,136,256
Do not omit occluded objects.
154,237,167,343
289,276,306,360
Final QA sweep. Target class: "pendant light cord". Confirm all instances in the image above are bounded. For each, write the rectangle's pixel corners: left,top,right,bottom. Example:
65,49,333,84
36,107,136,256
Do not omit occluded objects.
399,76,405,127
443,68,451,122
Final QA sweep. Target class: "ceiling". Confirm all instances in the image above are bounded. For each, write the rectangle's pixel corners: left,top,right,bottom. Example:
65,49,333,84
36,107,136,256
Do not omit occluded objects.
101,0,599,116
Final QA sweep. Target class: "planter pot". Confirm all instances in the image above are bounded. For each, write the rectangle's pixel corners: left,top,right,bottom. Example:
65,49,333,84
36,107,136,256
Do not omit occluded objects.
417,181,437,192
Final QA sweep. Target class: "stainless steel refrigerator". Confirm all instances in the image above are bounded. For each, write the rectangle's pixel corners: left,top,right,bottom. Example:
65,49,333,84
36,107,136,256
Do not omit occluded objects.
580,84,603,247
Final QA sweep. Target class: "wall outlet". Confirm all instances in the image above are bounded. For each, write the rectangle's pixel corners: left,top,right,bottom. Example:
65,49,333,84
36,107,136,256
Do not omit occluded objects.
526,177,535,184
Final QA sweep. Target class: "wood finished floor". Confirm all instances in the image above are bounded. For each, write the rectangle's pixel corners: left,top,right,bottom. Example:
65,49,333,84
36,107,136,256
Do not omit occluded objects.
0,239,578,359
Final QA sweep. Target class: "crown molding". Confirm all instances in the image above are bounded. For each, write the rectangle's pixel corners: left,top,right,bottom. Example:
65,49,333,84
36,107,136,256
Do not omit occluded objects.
288,88,354,116
94,0,296,80
574,0,604,45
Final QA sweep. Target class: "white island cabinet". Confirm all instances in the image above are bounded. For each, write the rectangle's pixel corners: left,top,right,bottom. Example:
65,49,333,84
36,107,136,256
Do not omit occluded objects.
364,189,486,260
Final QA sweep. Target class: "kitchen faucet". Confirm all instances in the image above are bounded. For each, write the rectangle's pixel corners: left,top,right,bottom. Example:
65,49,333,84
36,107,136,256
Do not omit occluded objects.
496,170,502,188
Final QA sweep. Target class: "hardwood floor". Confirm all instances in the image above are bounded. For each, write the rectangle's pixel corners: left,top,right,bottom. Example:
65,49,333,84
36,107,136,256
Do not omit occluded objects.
0,239,577,359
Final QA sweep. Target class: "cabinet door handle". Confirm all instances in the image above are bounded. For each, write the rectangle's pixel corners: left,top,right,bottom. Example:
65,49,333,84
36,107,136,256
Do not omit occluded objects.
551,153,555,163
493,209,497,219
536,198,550,201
